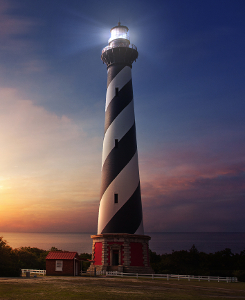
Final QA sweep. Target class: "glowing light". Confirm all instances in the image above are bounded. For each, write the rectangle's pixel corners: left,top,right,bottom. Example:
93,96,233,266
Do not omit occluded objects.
108,26,129,43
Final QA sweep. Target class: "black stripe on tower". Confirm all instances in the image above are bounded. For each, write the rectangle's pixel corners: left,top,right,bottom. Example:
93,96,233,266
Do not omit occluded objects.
100,123,137,198
101,182,142,234
104,79,133,133
106,64,125,87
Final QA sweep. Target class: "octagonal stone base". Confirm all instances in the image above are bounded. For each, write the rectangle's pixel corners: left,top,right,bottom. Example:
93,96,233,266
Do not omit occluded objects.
87,233,154,274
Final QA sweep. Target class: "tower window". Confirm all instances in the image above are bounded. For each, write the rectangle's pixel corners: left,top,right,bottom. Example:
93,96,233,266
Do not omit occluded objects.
114,194,118,204
115,139,118,148
115,87,119,96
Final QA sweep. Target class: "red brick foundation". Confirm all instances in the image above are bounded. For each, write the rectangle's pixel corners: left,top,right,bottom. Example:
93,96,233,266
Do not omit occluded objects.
87,234,154,274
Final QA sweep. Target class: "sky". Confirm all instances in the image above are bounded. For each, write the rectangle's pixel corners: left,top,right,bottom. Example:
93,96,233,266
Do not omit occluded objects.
0,0,244,233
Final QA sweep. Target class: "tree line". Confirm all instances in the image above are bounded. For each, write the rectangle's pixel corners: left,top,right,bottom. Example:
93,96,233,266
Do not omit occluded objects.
1,236,245,281
150,245,245,281
0,237,91,277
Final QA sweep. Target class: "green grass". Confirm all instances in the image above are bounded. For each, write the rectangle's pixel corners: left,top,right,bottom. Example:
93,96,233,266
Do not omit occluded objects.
0,276,244,300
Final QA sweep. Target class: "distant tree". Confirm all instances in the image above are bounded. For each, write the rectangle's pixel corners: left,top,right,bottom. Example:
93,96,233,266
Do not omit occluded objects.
79,253,92,260
49,247,63,252
207,248,235,276
14,247,49,270
149,245,244,280
79,253,92,272
234,249,245,281
0,237,20,277
149,250,166,274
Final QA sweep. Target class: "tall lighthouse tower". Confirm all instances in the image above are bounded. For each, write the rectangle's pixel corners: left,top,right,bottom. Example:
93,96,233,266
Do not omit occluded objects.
89,23,153,274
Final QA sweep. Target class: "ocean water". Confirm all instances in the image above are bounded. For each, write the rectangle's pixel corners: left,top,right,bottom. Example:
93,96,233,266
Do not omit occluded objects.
1,232,245,255
149,232,245,254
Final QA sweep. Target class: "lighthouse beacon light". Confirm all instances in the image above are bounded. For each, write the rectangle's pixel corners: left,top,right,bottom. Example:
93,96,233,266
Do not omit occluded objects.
108,22,129,45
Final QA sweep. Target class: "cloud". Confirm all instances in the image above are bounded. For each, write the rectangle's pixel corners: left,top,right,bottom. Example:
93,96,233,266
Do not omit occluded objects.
0,198,98,232
0,0,48,76
140,140,245,232
0,88,84,166
0,0,36,42
0,87,101,232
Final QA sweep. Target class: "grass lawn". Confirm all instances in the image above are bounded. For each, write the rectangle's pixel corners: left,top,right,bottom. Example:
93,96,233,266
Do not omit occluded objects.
0,276,244,300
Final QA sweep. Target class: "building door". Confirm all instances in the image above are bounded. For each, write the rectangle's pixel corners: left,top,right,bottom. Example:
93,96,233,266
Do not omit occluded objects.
112,250,119,266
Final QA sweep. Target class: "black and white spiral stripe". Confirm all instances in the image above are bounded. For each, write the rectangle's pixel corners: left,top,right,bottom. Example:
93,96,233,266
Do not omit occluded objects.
97,65,144,235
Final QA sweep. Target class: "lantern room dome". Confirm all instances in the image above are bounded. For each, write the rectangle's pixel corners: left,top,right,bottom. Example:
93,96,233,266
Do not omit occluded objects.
108,22,130,47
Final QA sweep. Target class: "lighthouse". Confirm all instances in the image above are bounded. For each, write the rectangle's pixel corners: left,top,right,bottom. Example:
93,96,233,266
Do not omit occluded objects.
88,23,153,274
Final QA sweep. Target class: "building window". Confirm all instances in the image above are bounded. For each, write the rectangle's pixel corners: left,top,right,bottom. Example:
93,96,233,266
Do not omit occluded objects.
114,194,118,204
115,139,118,148
55,260,63,271
115,87,119,96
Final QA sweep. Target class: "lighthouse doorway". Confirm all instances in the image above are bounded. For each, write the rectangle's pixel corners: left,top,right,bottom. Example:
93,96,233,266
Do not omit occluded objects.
112,250,119,266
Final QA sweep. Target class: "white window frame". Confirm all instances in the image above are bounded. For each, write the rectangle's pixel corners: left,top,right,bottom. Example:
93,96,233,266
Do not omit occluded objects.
55,260,63,271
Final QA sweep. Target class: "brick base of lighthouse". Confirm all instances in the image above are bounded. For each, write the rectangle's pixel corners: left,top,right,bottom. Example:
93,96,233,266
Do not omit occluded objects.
87,234,154,274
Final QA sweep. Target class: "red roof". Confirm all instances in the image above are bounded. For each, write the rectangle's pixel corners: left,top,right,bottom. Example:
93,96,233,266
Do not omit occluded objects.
46,251,78,260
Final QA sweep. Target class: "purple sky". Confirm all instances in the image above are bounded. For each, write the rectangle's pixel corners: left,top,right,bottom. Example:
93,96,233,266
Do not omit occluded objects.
0,0,244,233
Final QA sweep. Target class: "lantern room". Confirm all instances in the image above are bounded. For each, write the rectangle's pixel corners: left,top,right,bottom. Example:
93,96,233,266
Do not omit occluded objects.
108,22,130,48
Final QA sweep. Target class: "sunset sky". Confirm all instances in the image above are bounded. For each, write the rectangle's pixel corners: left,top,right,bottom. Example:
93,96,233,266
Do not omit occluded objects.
0,0,245,233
